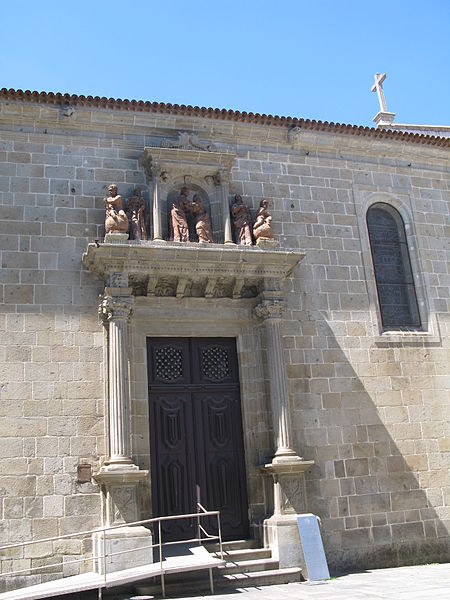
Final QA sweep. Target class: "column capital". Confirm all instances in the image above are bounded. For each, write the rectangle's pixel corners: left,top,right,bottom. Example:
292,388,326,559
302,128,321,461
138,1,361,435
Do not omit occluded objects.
254,297,285,321
217,168,231,185
100,292,133,322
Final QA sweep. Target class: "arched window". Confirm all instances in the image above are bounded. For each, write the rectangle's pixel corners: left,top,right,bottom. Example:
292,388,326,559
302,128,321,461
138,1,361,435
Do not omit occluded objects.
367,203,421,330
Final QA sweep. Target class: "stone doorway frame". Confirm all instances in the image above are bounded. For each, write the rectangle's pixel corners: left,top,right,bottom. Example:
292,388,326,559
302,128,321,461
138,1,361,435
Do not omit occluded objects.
83,240,313,566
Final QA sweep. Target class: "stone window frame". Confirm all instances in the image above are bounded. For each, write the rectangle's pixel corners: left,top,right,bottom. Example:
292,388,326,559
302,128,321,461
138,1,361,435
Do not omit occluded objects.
367,202,421,331
355,188,440,343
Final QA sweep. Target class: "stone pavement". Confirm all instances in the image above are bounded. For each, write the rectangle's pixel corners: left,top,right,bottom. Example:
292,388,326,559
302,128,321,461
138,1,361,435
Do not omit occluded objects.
119,563,450,600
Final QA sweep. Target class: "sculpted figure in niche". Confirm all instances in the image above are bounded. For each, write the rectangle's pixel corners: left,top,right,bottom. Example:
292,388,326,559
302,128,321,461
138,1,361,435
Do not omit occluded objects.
231,194,253,245
192,194,214,243
170,186,190,242
126,187,147,240
253,199,274,241
104,184,129,234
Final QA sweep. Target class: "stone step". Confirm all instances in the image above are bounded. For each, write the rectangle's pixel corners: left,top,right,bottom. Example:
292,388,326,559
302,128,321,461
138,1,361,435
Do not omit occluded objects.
135,565,302,597
219,566,303,588
213,546,272,562
205,539,260,552
219,557,280,574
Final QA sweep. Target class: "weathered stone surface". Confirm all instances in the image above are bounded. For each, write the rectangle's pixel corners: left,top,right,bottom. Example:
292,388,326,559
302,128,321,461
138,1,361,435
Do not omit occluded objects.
0,95,448,588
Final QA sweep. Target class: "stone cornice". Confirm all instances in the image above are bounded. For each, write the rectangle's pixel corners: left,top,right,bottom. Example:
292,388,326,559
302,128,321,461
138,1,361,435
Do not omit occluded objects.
83,241,305,299
1,87,448,147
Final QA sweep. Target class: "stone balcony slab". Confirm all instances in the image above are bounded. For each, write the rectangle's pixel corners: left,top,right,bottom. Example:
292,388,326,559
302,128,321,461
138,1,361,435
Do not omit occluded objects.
82,241,305,299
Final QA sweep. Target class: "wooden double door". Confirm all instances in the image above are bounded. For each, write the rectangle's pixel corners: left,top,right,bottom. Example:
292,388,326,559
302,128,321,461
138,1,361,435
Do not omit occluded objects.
147,338,249,541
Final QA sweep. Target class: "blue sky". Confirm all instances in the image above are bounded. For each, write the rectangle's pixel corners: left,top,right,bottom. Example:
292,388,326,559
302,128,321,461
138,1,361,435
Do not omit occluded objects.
1,0,449,127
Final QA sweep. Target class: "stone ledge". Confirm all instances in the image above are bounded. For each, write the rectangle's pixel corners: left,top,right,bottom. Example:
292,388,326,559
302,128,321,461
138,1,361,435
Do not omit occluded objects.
83,241,305,298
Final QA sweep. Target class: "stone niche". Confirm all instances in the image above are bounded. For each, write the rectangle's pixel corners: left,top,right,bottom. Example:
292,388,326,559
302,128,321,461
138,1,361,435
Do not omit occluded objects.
140,143,236,244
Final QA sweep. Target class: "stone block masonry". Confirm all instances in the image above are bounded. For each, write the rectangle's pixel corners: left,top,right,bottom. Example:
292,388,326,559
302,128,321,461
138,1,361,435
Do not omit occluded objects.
0,94,449,590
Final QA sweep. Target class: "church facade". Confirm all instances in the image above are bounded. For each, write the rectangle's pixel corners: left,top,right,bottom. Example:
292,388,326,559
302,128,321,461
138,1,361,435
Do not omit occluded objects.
0,88,449,589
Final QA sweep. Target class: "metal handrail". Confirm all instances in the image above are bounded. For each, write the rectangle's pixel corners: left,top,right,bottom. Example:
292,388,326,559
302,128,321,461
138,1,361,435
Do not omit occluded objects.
0,507,221,551
0,504,223,598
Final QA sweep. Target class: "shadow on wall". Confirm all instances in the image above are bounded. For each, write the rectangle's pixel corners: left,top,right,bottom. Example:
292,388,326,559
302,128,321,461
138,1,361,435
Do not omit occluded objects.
288,309,449,574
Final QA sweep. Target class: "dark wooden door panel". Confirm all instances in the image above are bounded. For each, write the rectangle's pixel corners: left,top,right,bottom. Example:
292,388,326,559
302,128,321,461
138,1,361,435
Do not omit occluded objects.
147,338,249,542
194,391,249,540
149,392,197,540
147,338,191,386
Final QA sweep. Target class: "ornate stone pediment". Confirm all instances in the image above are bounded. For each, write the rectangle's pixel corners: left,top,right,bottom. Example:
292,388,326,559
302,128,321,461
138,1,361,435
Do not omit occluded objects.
82,242,304,299
140,145,236,182
161,131,217,152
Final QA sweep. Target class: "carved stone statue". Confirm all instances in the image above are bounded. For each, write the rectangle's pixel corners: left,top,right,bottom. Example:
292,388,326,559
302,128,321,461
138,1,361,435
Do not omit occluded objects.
192,194,214,243
104,184,129,234
126,187,147,241
170,187,190,242
231,194,253,245
253,199,274,241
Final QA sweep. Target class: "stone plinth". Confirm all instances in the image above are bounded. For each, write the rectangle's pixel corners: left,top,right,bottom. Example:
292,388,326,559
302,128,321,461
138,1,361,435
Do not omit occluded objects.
105,232,129,243
263,459,314,569
93,467,152,574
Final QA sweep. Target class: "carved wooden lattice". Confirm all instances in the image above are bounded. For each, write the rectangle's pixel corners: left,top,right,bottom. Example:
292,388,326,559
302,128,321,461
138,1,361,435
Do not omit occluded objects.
201,346,230,381
155,346,183,381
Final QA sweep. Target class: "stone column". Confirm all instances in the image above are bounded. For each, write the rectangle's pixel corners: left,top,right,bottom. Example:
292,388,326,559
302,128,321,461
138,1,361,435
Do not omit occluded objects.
254,291,299,462
152,163,163,241
219,170,233,244
94,287,152,573
254,290,314,569
101,290,134,466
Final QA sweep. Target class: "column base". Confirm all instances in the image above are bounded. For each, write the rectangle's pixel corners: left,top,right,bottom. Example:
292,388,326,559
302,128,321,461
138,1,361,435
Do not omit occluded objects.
93,526,153,574
264,513,306,569
94,466,148,527
262,458,314,569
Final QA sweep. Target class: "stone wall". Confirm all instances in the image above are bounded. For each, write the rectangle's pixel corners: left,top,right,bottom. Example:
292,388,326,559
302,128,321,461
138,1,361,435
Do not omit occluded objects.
0,97,448,585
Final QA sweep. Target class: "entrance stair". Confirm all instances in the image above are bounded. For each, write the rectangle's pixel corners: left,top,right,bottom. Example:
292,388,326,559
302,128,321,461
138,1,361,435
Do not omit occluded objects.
134,539,303,597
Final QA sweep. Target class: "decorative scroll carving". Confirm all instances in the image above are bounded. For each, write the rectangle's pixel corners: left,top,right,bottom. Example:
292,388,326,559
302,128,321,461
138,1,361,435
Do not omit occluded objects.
287,126,302,145
100,294,133,322
254,299,285,321
162,131,216,152
280,475,306,514
155,278,176,297
110,485,137,524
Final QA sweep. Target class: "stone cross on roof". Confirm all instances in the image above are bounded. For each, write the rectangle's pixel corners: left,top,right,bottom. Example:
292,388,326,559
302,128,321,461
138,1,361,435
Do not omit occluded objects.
371,72,395,127
371,73,388,113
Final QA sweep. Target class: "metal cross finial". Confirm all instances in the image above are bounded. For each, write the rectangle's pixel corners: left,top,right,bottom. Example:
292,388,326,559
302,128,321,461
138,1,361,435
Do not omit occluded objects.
371,73,388,113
